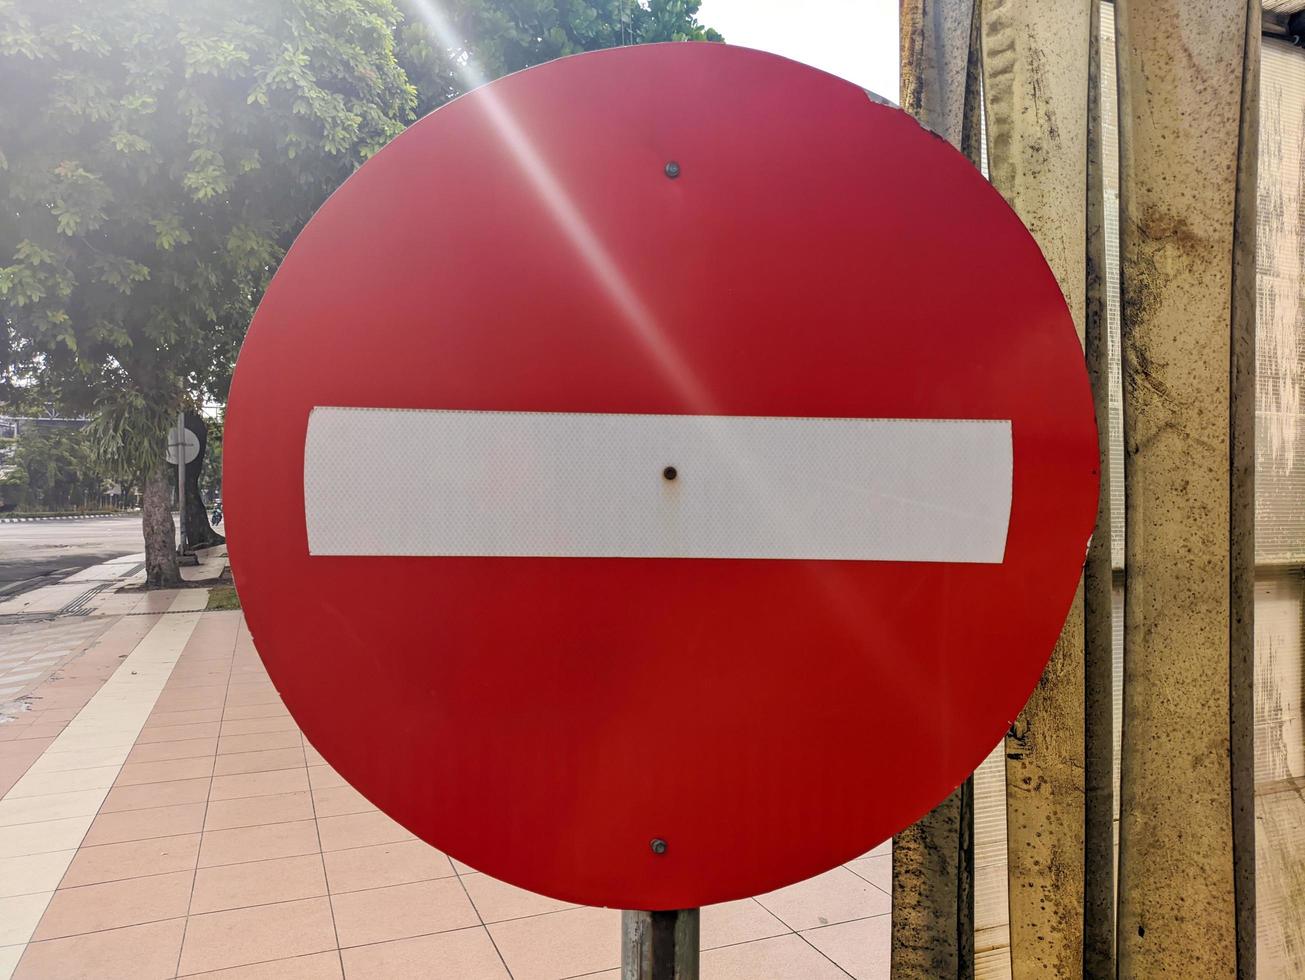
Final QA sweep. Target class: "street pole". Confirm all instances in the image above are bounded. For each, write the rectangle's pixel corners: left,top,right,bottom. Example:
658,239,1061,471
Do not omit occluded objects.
176,411,187,555
621,909,699,980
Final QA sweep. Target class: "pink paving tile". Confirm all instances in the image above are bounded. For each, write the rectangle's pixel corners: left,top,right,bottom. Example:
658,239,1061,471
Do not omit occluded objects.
61,833,201,887
115,755,215,786
307,765,348,790
145,709,223,728
700,932,853,979
32,870,194,940
100,777,212,813
462,872,576,923
756,866,892,931
212,746,306,776
310,785,373,818
197,819,321,868
126,737,219,764
316,810,413,851
136,722,222,744
190,854,328,914
82,801,207,845
14,916,186,980
845,853,890,894
339,925,509,979
216,730,303,755
203,790,315,831
220,703,291,721
330,877,479,947
487,906,622,980
177,897,337,975
800,914,892,979
178,950,343,979
209,767,310,801
700,899,791,950
219,715,300,736
322,839,456,894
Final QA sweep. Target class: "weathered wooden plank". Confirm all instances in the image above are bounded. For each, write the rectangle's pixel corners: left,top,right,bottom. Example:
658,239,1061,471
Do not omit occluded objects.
978,2,1093,976
1114,1,1259,976
892,3,981,977
1081,3,1116,976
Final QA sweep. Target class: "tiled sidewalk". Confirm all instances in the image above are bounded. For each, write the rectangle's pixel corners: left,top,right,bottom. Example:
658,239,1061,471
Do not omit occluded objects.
0,599,891,979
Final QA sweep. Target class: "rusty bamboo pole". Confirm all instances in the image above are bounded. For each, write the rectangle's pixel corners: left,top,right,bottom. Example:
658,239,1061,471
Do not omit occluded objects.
1114,1,1259,975
978,2,1096,975
891,2,982,976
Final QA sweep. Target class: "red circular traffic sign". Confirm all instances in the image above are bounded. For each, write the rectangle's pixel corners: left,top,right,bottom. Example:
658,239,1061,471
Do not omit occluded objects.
225,43,1098,910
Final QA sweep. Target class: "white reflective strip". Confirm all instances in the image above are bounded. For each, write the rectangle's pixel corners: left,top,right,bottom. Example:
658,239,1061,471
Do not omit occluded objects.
304,408,1013,563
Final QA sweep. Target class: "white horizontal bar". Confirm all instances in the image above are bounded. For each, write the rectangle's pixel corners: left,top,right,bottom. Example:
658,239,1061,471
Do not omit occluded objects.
303,408,1012,563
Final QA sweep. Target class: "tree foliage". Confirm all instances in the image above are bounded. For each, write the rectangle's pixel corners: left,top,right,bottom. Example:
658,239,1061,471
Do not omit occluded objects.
0,424,112,511
399,0,722,116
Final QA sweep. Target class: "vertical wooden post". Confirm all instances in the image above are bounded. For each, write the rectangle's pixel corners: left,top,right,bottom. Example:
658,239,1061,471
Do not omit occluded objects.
978,2,1098,976
1115,1,1259,975
622,909,699,980
892,4,981,976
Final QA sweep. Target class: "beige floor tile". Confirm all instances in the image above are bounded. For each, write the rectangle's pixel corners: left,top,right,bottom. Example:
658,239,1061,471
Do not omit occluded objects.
331,877,479,948
115,755,214,786
310,786,373,818
700,932,852,979
488,906,621,980
61,833,200,887
845,854,890,894
340,925,509,979
14,916,186,980
210,768,310,801
317,811,413,852
0,850,77,898
0,945,20,979
800,914,891,979
126,738,218,764
213,747,306,776
216,730,302,755
700,898,791,950
178,950,343,979
756,867,892,931
0,815,93,858
198,819,320,868
32,870,194,940
462,872,575,923
322,839,455,894
100,777,212,813
0,789,105,827
86,796,205,843
191,854,328,914
204,791,315,832
5,765,120,797
177,897,336,975
27,745,130,772
0,891,52,946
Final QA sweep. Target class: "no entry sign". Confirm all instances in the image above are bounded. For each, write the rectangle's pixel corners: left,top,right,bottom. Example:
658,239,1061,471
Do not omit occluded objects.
225,42,1098,910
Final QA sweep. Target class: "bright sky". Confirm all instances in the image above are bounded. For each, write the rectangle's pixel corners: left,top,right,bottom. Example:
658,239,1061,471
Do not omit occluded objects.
696,0,900,101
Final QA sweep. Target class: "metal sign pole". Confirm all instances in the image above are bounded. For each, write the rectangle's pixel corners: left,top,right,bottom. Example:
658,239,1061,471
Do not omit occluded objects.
621,909,699,980
176,411,187,555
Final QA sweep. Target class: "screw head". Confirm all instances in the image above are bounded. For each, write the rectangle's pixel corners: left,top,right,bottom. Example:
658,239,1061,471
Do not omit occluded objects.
662,466,677,481
650,838,668,855
664,161,681,179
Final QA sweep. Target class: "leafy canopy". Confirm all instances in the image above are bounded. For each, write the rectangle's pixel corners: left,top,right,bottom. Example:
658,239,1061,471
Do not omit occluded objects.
0,0,416,439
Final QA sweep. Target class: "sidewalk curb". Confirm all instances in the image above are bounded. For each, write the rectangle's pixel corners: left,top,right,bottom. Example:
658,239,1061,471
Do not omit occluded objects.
0,510,140,523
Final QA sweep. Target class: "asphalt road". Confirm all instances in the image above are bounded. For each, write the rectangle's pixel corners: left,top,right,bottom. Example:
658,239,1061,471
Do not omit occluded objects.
0,514,152,596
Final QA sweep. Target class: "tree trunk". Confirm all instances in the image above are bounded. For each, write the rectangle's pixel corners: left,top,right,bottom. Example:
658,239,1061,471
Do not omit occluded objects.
142,459,181,588
891,4,981,978
979,2,1096,975
1114,1,1259,975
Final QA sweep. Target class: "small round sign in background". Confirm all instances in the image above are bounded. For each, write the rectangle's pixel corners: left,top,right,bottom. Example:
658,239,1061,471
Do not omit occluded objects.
225,43,1098,911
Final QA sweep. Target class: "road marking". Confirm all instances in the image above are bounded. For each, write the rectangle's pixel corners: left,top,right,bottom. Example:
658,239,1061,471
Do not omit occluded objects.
304,407,1013,563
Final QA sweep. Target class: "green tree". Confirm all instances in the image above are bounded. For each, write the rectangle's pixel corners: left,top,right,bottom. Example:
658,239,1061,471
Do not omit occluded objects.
399,0,722,116
6,424,109,511
0,0,415,584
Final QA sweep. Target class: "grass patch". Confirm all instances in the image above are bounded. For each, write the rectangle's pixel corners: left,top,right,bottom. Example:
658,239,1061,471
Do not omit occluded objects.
206,586,242,611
